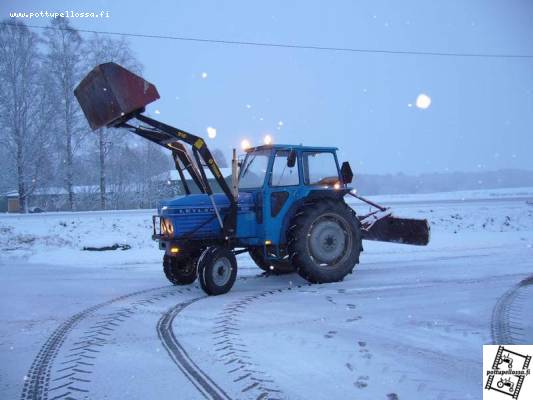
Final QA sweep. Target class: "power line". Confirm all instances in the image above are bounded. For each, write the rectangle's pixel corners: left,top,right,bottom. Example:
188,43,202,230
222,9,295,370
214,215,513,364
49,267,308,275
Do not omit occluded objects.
2,21,533,59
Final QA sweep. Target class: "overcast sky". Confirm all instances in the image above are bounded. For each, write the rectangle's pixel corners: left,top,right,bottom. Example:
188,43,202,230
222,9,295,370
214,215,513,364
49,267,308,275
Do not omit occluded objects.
3,0,533,174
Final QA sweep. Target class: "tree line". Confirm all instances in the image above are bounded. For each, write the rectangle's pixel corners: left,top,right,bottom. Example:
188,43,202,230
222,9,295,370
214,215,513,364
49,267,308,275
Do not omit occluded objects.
0,19,229,212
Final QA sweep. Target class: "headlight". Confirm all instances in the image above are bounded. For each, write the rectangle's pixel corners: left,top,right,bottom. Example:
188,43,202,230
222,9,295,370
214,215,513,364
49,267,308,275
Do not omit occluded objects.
160,218,174,236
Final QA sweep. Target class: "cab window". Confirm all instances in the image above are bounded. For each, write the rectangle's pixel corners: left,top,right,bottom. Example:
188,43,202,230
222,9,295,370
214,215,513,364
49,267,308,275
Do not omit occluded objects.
239,150,270,189
271,150,299,186
303,152,339,185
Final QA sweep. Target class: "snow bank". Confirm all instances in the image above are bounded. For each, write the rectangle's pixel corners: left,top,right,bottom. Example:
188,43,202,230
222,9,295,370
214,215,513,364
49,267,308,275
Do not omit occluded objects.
0,210,160,266
356,186,533,204
1,188,531,267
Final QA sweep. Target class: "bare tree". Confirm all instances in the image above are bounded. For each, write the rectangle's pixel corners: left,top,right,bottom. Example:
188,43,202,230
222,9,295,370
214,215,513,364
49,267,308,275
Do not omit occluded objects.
43,18,85,211
84,34,141,209
0,21,54,212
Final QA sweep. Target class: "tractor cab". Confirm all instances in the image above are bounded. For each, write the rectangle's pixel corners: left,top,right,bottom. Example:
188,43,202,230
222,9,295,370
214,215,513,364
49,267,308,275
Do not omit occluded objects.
239,145,350,191
237,144,354,251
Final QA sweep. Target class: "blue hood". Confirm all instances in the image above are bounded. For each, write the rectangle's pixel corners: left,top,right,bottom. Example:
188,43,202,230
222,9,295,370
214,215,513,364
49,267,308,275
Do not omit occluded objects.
158,192,254,212
157,192,256,240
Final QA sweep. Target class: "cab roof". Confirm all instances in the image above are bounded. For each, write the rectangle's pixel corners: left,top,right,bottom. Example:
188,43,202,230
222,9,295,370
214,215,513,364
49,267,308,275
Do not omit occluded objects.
245,144,338,153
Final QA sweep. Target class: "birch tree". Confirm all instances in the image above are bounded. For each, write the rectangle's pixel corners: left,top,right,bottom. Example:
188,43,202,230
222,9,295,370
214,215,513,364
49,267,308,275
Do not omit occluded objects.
0,21,54,212
84,34,141,209
43,18,85,211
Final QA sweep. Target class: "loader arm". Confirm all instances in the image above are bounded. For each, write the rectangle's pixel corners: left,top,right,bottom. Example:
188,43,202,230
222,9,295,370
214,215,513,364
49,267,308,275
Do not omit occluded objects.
73,62,237,239
123,124,205,194
123,113,237,239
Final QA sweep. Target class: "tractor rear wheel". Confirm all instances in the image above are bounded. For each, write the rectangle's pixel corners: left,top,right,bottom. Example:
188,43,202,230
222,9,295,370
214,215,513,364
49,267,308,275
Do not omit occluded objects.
248,247,295,275
288,199,362,284
197,246,237,295
163,254,197,285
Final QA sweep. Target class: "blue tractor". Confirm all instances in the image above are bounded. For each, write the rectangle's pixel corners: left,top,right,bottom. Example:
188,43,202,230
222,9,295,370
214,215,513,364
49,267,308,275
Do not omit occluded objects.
75,63,430,295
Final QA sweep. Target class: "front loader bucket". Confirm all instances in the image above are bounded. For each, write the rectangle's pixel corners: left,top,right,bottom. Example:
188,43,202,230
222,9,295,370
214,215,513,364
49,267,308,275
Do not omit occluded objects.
362,216,430,246
74,62,159,130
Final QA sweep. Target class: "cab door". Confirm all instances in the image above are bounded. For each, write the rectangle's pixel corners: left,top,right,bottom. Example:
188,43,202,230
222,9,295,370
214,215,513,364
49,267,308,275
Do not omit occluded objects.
263,149,303,245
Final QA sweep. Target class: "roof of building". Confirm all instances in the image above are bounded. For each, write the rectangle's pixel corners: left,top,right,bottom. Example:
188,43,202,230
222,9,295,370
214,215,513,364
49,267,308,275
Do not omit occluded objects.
152,167,233,182
2,184,146,198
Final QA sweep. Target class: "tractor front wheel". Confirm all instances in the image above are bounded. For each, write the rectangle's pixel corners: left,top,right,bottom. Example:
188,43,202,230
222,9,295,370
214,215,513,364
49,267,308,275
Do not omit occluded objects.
249,247,295,275
288,199,362,284
197,246,237,295
163,254,197,285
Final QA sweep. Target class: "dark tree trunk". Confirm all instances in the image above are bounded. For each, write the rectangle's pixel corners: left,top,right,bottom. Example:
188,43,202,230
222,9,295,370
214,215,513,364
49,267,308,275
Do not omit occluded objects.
65,119,74,211
16,140,27,213
98,129,106,209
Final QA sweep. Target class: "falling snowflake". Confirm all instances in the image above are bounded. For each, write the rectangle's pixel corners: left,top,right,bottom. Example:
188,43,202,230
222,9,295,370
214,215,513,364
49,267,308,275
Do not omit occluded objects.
277,121,284,126
245,104,252,109
154,109,161,114
201,72,208,79
416,94,431,109
206,126,217,139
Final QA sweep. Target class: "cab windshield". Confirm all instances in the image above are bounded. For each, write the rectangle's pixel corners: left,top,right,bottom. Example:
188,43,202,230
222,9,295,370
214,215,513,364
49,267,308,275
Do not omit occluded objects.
238,149,270,189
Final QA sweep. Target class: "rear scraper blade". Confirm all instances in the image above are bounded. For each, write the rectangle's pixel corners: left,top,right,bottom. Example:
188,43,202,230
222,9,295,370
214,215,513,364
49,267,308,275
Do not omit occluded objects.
361,215,430,246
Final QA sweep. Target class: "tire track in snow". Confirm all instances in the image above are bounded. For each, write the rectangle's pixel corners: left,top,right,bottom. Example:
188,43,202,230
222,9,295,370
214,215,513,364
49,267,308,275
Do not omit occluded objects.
19,285,181,400
491,275,533,345
157,297,232,400
213,284,313,400
20,273,267,400
155,276,294,400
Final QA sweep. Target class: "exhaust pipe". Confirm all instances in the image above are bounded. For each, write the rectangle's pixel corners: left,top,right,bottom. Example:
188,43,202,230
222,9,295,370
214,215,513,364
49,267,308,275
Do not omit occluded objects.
231,148,239,200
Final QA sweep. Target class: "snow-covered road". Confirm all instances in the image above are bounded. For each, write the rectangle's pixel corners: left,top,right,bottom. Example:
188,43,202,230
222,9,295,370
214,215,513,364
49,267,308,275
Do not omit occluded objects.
1,193,532,400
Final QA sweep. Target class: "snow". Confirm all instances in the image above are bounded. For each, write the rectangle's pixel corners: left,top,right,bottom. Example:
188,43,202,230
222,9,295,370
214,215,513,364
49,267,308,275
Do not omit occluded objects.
416,93,432,109
206,126,217,139
1,188,532,399
354,186,533,204
0,209,159,266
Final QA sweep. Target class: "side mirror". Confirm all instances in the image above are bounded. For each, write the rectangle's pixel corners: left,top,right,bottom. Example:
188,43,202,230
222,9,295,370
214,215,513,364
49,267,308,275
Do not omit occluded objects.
340,161,354,184
287,150,297,168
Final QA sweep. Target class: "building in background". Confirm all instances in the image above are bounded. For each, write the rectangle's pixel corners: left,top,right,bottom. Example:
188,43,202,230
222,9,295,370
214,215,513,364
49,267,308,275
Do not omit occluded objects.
0,167,233,213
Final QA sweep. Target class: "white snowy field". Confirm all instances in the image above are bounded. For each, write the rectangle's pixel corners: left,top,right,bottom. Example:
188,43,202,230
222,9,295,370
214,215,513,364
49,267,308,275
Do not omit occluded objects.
0,188,532,400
